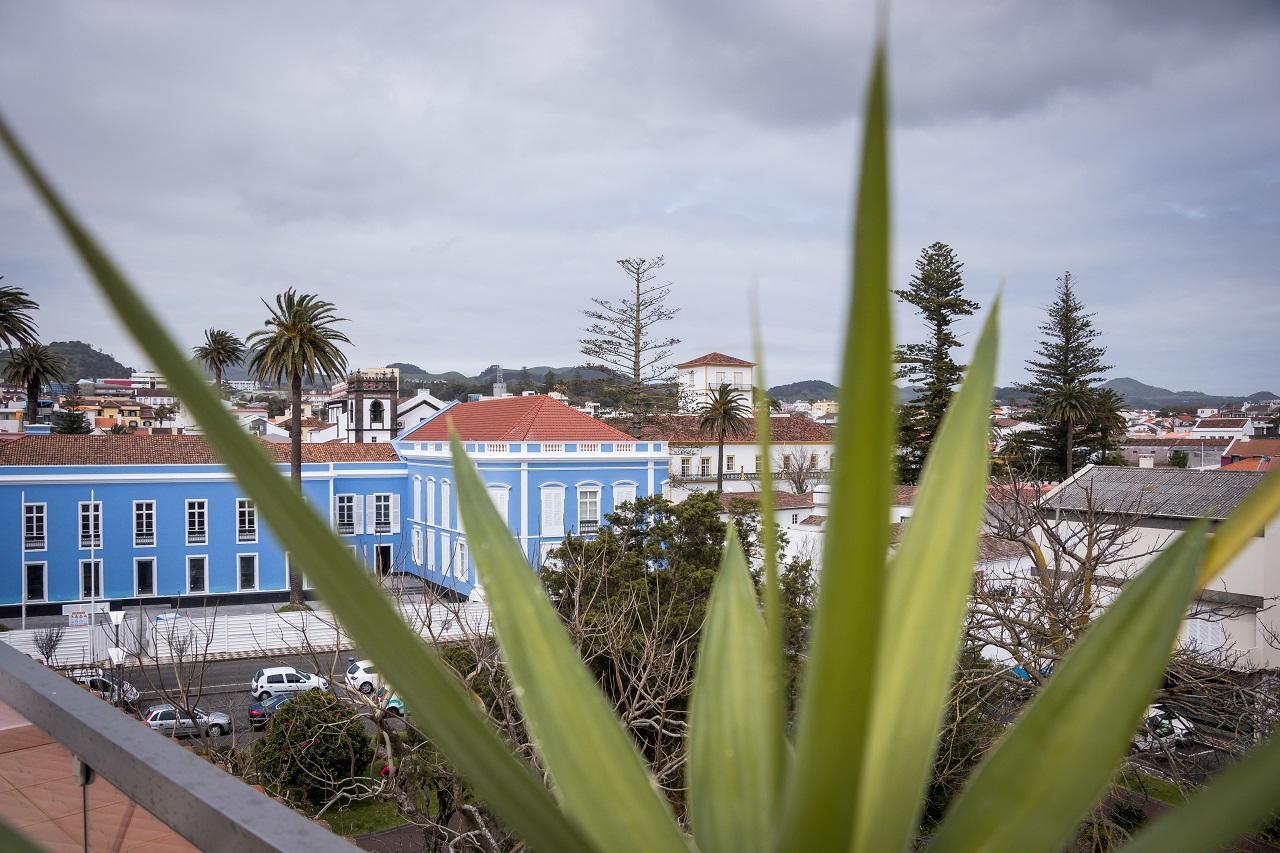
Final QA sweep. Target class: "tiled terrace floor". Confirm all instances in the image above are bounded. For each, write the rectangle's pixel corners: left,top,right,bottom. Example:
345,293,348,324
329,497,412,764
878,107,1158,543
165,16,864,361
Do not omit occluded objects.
0,700,197,852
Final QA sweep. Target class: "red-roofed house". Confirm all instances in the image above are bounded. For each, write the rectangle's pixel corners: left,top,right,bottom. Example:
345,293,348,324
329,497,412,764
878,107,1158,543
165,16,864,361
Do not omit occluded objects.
395,395,669,572
675,351,756,413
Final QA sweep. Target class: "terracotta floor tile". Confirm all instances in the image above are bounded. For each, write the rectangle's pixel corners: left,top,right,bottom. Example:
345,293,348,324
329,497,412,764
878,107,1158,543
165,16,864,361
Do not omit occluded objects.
0,742,72,787
21,775,91,821
55,800,175,852
14,817,83,853
125,835,200,853
0,787,50,829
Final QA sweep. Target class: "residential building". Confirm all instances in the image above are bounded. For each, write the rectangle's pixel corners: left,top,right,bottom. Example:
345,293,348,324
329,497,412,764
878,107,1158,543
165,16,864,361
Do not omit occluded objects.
324,368,400,443
1220,437,1280,472
717,490,816,529
1041,466,1280,668
1190,417,1251,441
619,413,834,498
395,390,449,435
675,352,755,413
394,395,668,584
1117,436,1231,468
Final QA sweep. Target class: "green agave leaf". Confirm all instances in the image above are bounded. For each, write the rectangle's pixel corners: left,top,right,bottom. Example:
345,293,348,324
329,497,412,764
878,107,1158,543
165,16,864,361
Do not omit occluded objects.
1120,732,1280,853
853,299,1000,853
449,437,688,853
778,40,895,851
0,115,595,853
0,820,41,853
930,523,1208,853
1201,468,1280,587
689,527,778,853
749,289,786,789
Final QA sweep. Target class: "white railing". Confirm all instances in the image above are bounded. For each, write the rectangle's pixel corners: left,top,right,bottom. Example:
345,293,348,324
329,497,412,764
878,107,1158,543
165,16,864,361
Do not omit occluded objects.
0,600,492,666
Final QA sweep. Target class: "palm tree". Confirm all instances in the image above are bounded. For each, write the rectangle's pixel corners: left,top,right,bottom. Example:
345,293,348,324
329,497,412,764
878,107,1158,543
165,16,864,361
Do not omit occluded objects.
698,383,752,491
1042,382,1096,478
247,289,351,607
1088,387,1128,462
192,329,246,398
0,280,40,351
2,344,65,424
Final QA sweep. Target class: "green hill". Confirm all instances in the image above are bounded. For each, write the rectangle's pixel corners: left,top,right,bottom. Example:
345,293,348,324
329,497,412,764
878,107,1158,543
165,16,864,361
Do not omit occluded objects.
47,341,133,382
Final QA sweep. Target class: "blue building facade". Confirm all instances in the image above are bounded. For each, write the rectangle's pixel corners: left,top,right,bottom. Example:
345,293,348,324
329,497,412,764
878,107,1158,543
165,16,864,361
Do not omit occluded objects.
1,397,668,612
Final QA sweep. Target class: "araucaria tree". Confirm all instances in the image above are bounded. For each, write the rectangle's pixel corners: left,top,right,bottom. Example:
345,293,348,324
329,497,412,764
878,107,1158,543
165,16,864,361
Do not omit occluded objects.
1018,272,1111,479
579,256,680,419
247,290,350,607
697,383,751,491
893,243,979,484
193,328,246,398
3,344,65,424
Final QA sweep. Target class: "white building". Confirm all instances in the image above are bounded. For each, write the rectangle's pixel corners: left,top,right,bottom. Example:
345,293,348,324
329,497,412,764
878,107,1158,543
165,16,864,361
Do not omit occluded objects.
1190,417,1252,441
675,352,756,413
324,368,401,443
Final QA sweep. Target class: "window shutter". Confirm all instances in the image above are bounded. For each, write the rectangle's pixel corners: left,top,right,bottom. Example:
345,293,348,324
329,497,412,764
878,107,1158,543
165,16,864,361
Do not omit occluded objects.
542,488,564,536
391,493,401,533
354,496,365,534
329,493,336,527
488,487,509,525
615,484,636,507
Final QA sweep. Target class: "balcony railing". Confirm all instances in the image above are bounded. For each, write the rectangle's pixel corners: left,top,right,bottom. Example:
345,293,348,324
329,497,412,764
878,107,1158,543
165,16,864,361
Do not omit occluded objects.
237,527,257,543
23,535,45,550
0,642,355,851
187,529,207,545
336,520,356,535
135,531,155,546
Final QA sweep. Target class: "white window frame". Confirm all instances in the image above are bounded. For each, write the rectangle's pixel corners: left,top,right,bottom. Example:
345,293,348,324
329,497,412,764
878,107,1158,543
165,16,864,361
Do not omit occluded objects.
134,556,157,597
335,493,357,535
426,478,436,525
372,493,394,534
454,539,469,582
613,482,637,509
725,454,736,472
440,481,452,530
186,499,208,546
427,529,436,570
577,485,601,534
24,561,47,603
80,559,103,599
413,475,423,521
237,553,259,591
23,502,46,551
487,485,510,526
79,501,103,550
699,457,711,478
540,484,565,537
412,527,424,565
186,554,208,594
237,498,258,544
133,500,156,548
680,457,692,478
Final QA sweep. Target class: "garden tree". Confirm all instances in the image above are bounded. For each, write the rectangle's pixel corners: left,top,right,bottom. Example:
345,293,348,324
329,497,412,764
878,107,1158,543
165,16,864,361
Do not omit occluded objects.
697,383,751,491
153,403,176,426
893,242,980,484
542,370,555,393
252,689,374,807
774,445,826,493
579,255,681,421
1018,272,1111,479
32,626,65,666
2,343,65,423
192,328,246,399
0,279,39,350
1169,450,1190,469
248,290,350,607
51,407,90,434
108,422,130,434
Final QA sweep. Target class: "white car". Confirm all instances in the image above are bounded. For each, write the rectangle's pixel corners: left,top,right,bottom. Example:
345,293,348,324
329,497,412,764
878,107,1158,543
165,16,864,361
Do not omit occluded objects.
345,659,382,695
251,666,328,700
1134,704,1195,751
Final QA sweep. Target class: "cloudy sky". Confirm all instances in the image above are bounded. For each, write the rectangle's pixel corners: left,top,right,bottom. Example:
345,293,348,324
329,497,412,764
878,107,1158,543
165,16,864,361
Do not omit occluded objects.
1,1,1277,392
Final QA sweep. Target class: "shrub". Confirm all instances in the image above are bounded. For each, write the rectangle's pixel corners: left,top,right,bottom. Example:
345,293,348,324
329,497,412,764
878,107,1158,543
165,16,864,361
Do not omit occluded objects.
252,690,374,807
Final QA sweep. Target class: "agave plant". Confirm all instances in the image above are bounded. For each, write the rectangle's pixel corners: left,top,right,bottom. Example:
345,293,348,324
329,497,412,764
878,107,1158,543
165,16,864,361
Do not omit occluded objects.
3,32,1279,853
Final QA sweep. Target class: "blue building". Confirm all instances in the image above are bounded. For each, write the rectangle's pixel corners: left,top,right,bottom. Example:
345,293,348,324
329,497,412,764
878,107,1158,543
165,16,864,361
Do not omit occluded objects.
1,396,668,614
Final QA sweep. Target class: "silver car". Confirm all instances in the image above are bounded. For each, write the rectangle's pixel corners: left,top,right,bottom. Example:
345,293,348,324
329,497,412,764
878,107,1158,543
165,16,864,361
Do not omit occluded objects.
142,703,231,737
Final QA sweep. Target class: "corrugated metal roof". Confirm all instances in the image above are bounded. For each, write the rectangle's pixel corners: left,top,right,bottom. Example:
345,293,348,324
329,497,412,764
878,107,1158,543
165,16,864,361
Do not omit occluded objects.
1040,465,1267,521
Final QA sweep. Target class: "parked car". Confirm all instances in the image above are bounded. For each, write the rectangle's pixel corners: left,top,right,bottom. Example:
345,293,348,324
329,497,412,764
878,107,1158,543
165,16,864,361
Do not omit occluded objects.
345,659,382,695
142,704,231,737
250,666,328,700
1134,704,1195,751
247,694,291,730
375,686,405,717
68,668,140,709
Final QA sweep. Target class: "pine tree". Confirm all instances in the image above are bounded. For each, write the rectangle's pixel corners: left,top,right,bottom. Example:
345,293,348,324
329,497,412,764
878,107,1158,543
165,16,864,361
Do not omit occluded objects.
1018,272,1111,479
893,242,979,483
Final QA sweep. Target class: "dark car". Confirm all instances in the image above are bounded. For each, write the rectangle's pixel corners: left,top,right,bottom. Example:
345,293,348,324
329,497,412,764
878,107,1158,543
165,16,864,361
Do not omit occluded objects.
247,694,291,730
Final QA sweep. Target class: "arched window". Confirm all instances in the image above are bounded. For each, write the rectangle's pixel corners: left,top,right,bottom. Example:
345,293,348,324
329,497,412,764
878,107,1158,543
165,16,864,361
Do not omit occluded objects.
426,478,436,525
412,475,422,521
441,481,451,530
369,399,385,425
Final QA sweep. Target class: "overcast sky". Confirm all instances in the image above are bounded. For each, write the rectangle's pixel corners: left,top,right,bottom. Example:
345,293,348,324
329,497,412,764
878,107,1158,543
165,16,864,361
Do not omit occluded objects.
1,1,1277,392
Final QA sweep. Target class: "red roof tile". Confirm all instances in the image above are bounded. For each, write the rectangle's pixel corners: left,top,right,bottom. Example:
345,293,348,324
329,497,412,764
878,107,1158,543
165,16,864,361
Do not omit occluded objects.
402,396,634,442
1222,437,1280,461
1220,458,1275,472
615,414,832,444
674,352,755,369
1194,418,1249,429
1120,437,1232,448
0,434,400,466
719,491,815,511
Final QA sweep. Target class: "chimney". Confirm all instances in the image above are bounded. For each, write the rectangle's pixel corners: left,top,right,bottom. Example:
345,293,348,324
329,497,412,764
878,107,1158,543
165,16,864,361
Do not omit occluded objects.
812,484,832,517
1138,454,1154,469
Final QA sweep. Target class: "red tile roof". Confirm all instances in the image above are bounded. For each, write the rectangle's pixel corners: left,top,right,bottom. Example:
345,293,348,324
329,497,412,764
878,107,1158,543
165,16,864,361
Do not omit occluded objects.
1222,437,1280,461
719,491,815,511
0,434,400,466
1120,437,1232,447
1194,418,1249,429
615,414,832,444
674,352,755,369
1220,458,1275,472
402,396,634,442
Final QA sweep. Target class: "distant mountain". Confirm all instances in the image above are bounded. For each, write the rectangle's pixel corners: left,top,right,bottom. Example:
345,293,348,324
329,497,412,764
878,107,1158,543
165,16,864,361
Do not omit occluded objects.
45,341,133,382
992,377,1277,411
769,380,838,402
389,363,614,385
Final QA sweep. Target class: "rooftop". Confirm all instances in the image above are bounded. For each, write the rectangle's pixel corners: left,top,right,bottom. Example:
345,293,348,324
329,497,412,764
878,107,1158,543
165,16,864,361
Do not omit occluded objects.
719,491,815,512
1040,465,1268,521
1194,418,1250,429
1220,458,1275,472
402,395,634,442
616,413,833,444
0,434,400,466
674,352,755,369
1223,436,1280,460
1120,437,1232,447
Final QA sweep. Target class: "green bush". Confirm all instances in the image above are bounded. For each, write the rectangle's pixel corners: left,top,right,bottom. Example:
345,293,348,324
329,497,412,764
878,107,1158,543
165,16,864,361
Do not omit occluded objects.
252,690,374,807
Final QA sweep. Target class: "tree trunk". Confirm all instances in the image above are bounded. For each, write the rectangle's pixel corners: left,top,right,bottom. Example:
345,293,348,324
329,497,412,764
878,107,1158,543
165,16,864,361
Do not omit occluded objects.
289,371,306,607
26,377,38,424
716,430,725,492
1064,415,1075,478
214,366,223,399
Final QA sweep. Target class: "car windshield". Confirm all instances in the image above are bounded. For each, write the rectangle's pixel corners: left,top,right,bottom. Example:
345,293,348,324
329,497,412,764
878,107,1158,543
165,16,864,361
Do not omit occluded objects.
268,696,289,708
347,662,359,674
254,670,263,682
